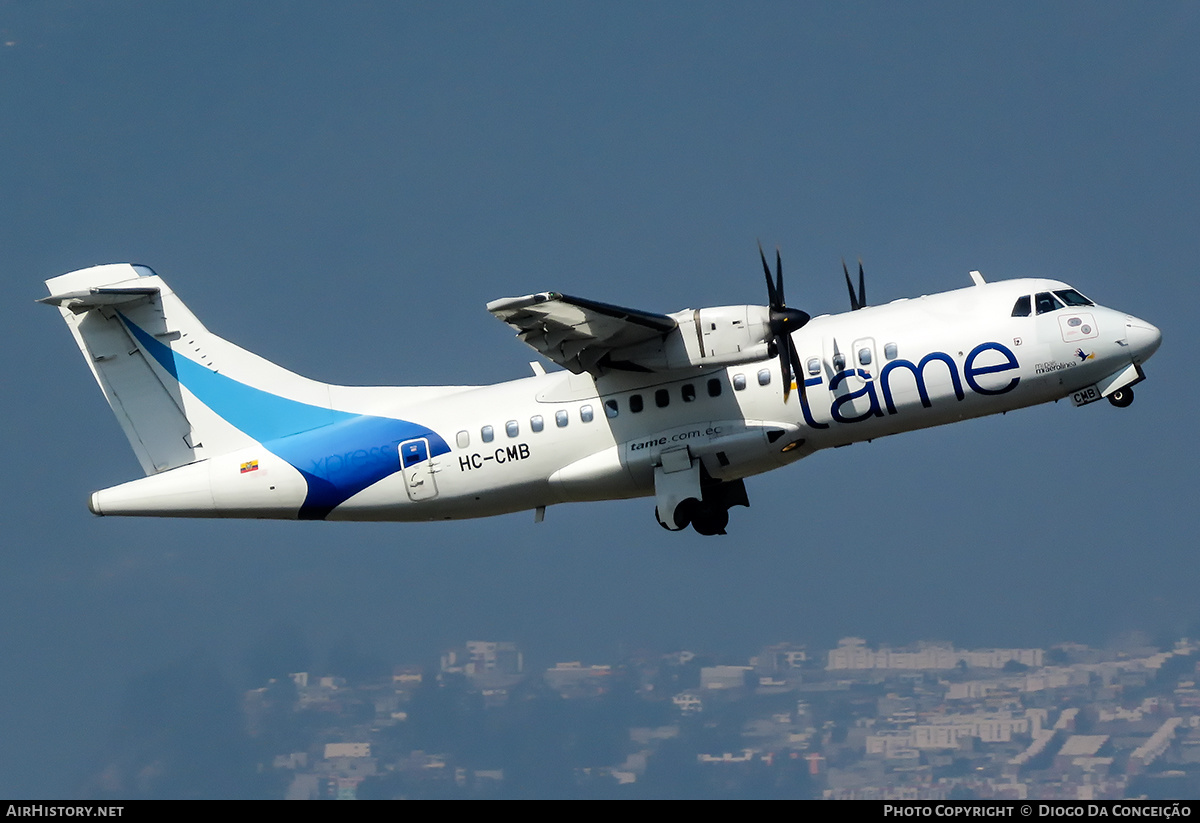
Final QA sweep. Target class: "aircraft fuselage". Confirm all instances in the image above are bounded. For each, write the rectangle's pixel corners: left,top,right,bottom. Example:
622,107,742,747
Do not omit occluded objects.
66,271,1159,534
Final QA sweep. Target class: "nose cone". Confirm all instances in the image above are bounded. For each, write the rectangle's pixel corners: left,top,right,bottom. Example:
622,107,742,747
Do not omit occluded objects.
1126,317,1162,363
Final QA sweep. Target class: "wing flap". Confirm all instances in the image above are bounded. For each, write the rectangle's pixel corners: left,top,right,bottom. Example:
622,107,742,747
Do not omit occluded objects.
488,292,678,374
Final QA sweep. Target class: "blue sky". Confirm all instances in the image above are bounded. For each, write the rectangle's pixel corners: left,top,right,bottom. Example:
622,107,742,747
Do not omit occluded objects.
2,1,1198,795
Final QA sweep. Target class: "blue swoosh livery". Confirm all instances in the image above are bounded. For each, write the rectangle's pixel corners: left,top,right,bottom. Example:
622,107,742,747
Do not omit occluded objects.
121,314,449,519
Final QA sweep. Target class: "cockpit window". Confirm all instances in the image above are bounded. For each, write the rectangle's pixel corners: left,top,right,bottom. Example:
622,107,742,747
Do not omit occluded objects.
1054,288,1093,307
1035,292,1064,315
1011,295,1031,317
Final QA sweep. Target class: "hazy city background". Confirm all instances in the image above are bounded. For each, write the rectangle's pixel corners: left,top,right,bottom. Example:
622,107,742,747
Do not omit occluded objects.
2,2,1198,797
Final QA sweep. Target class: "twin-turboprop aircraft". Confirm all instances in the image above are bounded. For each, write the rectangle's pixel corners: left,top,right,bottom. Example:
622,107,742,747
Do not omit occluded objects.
42,249,1161,535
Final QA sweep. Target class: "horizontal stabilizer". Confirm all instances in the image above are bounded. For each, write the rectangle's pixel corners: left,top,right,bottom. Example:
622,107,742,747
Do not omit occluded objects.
38,286,160,312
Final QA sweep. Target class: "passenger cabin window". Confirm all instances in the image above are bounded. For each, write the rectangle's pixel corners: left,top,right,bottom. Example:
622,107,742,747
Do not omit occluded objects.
604,399,619,418
481,425,494,443
530,415,544,433
884,343,898,360
505,420,520,437
456,430,470,448
806,357,820,375
1035,292,1064,315
682,384,696,402
707,378,722,397
655,389,670,408
555,410,569,428
1011,295,1032,317
629,394,644,413
1055,288,1093,307
858,348,872,366
581,404,594,423
832,353,846,371
733,373,747,391
757,368,771,386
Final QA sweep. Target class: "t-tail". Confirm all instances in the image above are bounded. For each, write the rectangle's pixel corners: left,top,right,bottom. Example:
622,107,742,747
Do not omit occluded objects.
42,263,453,520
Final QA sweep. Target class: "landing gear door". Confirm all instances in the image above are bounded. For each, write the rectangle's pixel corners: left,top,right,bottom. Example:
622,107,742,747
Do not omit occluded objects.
399,438,439,502
653,445,702,531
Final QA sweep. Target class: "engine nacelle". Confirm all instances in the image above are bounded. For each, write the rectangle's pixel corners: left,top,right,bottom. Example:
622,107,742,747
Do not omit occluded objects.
606,305,772,371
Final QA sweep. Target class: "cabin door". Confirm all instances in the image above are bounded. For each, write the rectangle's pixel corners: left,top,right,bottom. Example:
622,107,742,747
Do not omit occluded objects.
399,438,439,502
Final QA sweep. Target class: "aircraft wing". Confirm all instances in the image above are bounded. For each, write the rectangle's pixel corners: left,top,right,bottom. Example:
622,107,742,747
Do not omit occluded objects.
487,292,678,375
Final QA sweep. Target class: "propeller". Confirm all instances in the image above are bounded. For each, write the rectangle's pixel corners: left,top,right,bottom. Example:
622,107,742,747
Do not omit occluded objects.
842,258,866,311
758,242,811,402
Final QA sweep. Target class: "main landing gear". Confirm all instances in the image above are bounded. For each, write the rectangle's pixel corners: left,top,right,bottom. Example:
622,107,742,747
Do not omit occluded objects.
653,445,750,536
656,486,746,536
1108,386,1134,408
657,500,729,535
658,498,736,536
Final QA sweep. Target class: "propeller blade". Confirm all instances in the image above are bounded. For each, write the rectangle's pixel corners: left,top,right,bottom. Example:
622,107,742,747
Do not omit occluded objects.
754,242,813,402
787,334,806,403
842,258,861,311
857,258,866,309
841,257,867,310
779,333,793,402
775,247,784,307
759,241,778,306
793,335,809,404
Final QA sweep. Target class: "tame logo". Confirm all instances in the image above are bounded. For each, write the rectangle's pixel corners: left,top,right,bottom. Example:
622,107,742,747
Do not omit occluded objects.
800,342,1021,428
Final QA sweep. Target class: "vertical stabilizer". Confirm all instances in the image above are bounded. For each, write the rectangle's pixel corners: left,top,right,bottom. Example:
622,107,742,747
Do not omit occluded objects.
44,263,462,519
42,263,332,475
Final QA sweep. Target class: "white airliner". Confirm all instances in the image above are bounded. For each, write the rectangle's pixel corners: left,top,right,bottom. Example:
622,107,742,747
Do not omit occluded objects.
42,251,1160,535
